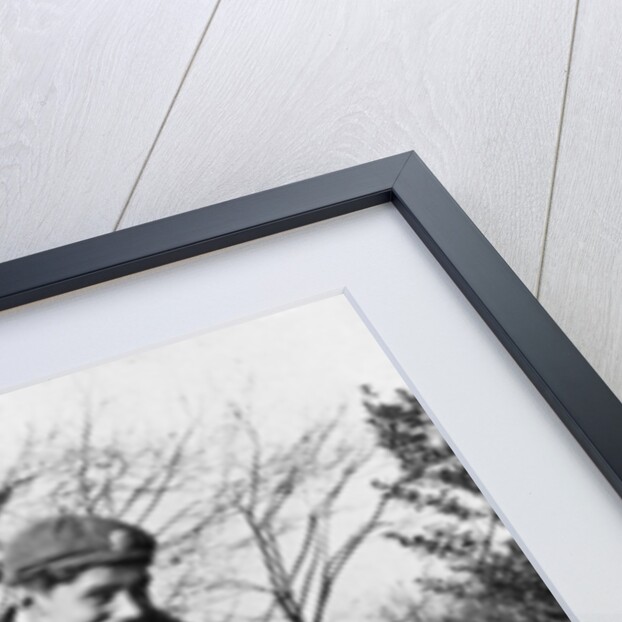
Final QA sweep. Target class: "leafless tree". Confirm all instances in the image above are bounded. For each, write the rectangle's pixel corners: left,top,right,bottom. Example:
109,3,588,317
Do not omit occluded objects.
0,426,53,518
1,395,391,622
222,408,391,622
0,396,237,620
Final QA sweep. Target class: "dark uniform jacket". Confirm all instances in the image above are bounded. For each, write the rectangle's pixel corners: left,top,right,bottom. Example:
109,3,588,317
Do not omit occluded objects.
0,605,183,622
0,607,15,622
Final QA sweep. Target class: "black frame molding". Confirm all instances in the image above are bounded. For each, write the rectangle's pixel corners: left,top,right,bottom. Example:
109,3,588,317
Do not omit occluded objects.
1,150,621,499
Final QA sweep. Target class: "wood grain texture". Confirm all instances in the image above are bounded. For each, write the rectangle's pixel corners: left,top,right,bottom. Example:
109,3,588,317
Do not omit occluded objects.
0,0,218,262
118,0,576,290
539,0,622,400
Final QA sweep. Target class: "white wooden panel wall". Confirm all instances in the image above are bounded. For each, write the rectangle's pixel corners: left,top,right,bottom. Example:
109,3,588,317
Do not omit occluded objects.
2,2,620,396
539,1,622,399
117,0,575,291
0,0,218,261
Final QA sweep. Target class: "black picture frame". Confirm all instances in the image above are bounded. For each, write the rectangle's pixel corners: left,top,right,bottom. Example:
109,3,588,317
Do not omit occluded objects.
1,150,621,501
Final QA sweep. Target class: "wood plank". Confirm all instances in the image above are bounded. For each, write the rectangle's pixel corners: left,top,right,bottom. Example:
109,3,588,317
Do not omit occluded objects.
0,0,218,262
539,1,622,400
119,0,576,290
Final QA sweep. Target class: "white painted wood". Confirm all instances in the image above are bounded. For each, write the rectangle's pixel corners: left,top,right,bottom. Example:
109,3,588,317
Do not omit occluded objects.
0,0,218,262
118,0,576,291
539,1,622,400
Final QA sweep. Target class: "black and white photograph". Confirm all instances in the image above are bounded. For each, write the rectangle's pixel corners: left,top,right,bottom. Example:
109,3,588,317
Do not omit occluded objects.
4,3,622,620
0,295,567,622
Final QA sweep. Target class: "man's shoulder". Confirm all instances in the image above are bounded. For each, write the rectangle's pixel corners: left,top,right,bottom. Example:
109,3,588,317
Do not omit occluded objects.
0,607,16,622
149,608,186,622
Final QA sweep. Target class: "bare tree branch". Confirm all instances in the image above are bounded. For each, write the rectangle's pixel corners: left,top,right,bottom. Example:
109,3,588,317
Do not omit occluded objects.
226,407,387,622
327,493,390,582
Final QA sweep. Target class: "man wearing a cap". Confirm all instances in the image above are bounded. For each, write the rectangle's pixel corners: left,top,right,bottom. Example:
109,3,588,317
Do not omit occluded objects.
1,515,180,622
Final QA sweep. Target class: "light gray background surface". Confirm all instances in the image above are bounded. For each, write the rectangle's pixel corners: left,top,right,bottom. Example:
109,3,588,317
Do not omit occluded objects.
1,1,620,399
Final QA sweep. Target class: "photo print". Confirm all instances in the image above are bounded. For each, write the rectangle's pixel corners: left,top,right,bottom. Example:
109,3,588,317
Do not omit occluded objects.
0,295,567,622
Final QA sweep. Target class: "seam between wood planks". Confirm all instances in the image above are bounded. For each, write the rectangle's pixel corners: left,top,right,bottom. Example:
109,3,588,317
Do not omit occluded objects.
535,0,581,299
113,0,226,232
